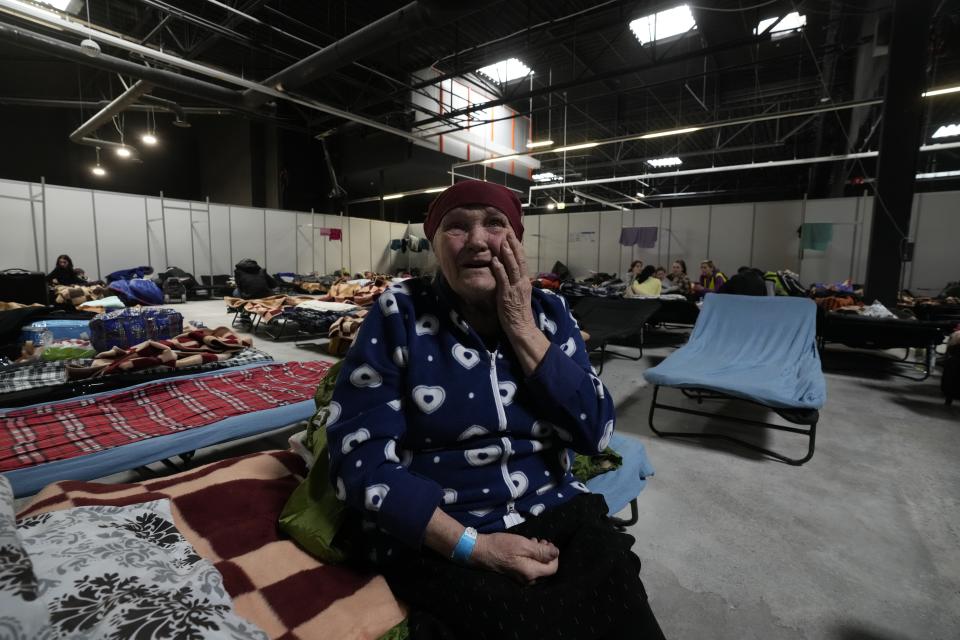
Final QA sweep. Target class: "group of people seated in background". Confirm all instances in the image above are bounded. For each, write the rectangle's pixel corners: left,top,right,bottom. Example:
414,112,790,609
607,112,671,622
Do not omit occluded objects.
625,258,776,299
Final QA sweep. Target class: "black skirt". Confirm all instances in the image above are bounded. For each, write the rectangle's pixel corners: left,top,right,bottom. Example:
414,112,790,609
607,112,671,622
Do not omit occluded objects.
378,494,666,640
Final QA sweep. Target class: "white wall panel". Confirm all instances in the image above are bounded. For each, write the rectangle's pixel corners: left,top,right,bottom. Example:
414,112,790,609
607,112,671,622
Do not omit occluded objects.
598,212,622,276
93,191,150,279
708,203,753,273
157,198,197,274
323,214,347,274
753,201,801,272
911,191,960,292
348,217,371,274
566,211,600,279
369,220,393,273
0,179,41,271
851,194,873,284
45,186,98,279
230,206,266,267
208,204,232,275
522,215,540,273
265,209,296,274
296,212,318,275
666,205,710,271
539,212,569,275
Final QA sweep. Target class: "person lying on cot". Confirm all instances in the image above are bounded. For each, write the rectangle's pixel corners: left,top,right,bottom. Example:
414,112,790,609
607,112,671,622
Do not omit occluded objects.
326,180,666,640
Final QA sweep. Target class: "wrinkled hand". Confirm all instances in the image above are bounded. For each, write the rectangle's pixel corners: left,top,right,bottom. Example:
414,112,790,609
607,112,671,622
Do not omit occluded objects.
473,532,559,584
491,230,536,339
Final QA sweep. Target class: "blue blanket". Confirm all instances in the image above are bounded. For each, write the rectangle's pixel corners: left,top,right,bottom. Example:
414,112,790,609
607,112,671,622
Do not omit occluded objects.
586,432,654,516
644,294,826,409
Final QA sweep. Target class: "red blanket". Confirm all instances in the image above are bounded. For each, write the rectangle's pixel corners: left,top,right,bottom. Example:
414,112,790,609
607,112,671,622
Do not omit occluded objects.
18,450,406,640
0,361,330,473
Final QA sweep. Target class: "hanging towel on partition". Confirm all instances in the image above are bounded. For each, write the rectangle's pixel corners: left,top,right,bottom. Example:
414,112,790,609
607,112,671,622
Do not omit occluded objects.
619,228,641,246
800,223,833,251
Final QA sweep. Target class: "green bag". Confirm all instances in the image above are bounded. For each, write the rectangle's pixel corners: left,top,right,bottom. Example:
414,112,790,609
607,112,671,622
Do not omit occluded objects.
278,360,357,564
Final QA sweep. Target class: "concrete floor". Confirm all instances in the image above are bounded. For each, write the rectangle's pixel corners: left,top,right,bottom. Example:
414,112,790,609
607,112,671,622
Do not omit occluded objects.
29,299,960,639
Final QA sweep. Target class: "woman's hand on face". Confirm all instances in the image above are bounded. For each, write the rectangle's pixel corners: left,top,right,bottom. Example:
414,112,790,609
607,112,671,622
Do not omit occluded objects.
472,532,559,584
490,230,535,339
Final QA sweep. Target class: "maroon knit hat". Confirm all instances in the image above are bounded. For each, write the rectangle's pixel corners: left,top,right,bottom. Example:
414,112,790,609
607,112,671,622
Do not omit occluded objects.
424,181,524,241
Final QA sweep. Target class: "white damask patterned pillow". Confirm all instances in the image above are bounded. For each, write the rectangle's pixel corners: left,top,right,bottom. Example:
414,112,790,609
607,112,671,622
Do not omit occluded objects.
0,476,51,639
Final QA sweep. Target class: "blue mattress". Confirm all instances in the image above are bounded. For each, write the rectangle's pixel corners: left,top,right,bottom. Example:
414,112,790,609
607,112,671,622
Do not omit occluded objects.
3,362,315,498
586,432,655,516
644,294,826,409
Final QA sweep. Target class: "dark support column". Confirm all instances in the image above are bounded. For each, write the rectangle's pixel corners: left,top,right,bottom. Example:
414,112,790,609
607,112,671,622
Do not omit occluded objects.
864,0,934,305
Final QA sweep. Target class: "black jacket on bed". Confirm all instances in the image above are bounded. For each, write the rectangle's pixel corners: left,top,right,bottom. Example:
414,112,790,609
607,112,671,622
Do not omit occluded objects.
234,259,277,299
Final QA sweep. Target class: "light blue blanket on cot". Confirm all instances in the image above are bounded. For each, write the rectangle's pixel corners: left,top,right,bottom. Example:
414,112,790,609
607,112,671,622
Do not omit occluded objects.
643,294,826,410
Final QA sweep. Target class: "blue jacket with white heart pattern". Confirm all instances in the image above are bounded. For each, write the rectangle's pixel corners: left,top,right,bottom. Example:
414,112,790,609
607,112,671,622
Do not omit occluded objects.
326,276,616,549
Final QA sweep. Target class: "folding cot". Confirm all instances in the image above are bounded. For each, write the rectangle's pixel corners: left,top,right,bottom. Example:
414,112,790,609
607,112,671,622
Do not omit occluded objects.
645,294,826,465
571,297,662,374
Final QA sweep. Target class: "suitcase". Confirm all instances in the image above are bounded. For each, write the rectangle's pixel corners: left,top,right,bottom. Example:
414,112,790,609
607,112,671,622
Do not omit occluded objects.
89,307,184,352
21,319,92,344
0,268,49,305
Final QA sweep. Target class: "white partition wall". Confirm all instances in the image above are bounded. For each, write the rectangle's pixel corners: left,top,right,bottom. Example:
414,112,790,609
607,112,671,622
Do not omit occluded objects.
1,177,956,288
707,203,754,275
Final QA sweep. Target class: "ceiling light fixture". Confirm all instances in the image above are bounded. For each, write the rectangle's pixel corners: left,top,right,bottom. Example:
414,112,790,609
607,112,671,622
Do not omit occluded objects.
526,140,554,148
932,124,960,138
482,154,520,164
382,193,404,200
476,58,533,84
115,146,132,158
554,142,599,153
922,85,960,98
422,187,447,194
531,172,557,182
546,202,556,210
639,126,702,139
629,4,697,46
916,169,960,179
91,147,106,177
647,157,683,168
141,133,158,145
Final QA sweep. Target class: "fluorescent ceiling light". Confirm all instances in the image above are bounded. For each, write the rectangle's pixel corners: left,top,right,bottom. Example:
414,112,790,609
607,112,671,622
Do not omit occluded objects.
932,124,960,138
629,4,697,46
922,85,960,98
526,140,554,148
115,146,132,158
422,187,447,194
476,58,532,84
556,202,566,210
754,12,807,36
916,169,960,179
545,202,556,210
531,172,557,182
647,156,683,168
640,126,701,139
482,153,523,164
555,142,598,153
382,193,404,200
91,165,106,177
636,192,645,197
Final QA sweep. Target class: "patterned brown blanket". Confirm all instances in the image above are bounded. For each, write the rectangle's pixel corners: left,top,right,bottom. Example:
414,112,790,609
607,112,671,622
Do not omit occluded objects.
18,450,407,640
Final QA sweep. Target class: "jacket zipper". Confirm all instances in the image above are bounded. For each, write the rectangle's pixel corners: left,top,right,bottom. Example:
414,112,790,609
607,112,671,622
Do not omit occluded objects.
488,350,507,432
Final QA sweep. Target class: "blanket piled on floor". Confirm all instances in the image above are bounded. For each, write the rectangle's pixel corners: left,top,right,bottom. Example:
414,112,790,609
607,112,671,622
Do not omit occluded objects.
0,361,330,473
17,450,407,640
66,327,253,379
53,284,108,307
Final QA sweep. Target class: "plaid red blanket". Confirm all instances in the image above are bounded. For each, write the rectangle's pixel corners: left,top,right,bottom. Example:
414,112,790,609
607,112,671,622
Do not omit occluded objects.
18,450,406,640
66,327,254,379
0,361,330,473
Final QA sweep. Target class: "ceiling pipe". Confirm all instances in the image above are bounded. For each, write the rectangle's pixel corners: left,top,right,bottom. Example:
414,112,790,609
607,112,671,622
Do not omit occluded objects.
0,19,429,143
241,0,491,109
69,79,153,152
140,94,189,127
0,96,229,115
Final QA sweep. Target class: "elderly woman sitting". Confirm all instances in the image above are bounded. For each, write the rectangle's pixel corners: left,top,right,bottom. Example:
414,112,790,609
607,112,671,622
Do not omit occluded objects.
327,181,664,640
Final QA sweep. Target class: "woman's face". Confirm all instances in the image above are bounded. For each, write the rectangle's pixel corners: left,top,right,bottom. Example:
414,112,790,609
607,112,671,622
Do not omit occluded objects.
630,262,643,275
671,262,683,275
700,263,712,277
433,206,510,305
655,269,666,280
58,258,69,269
